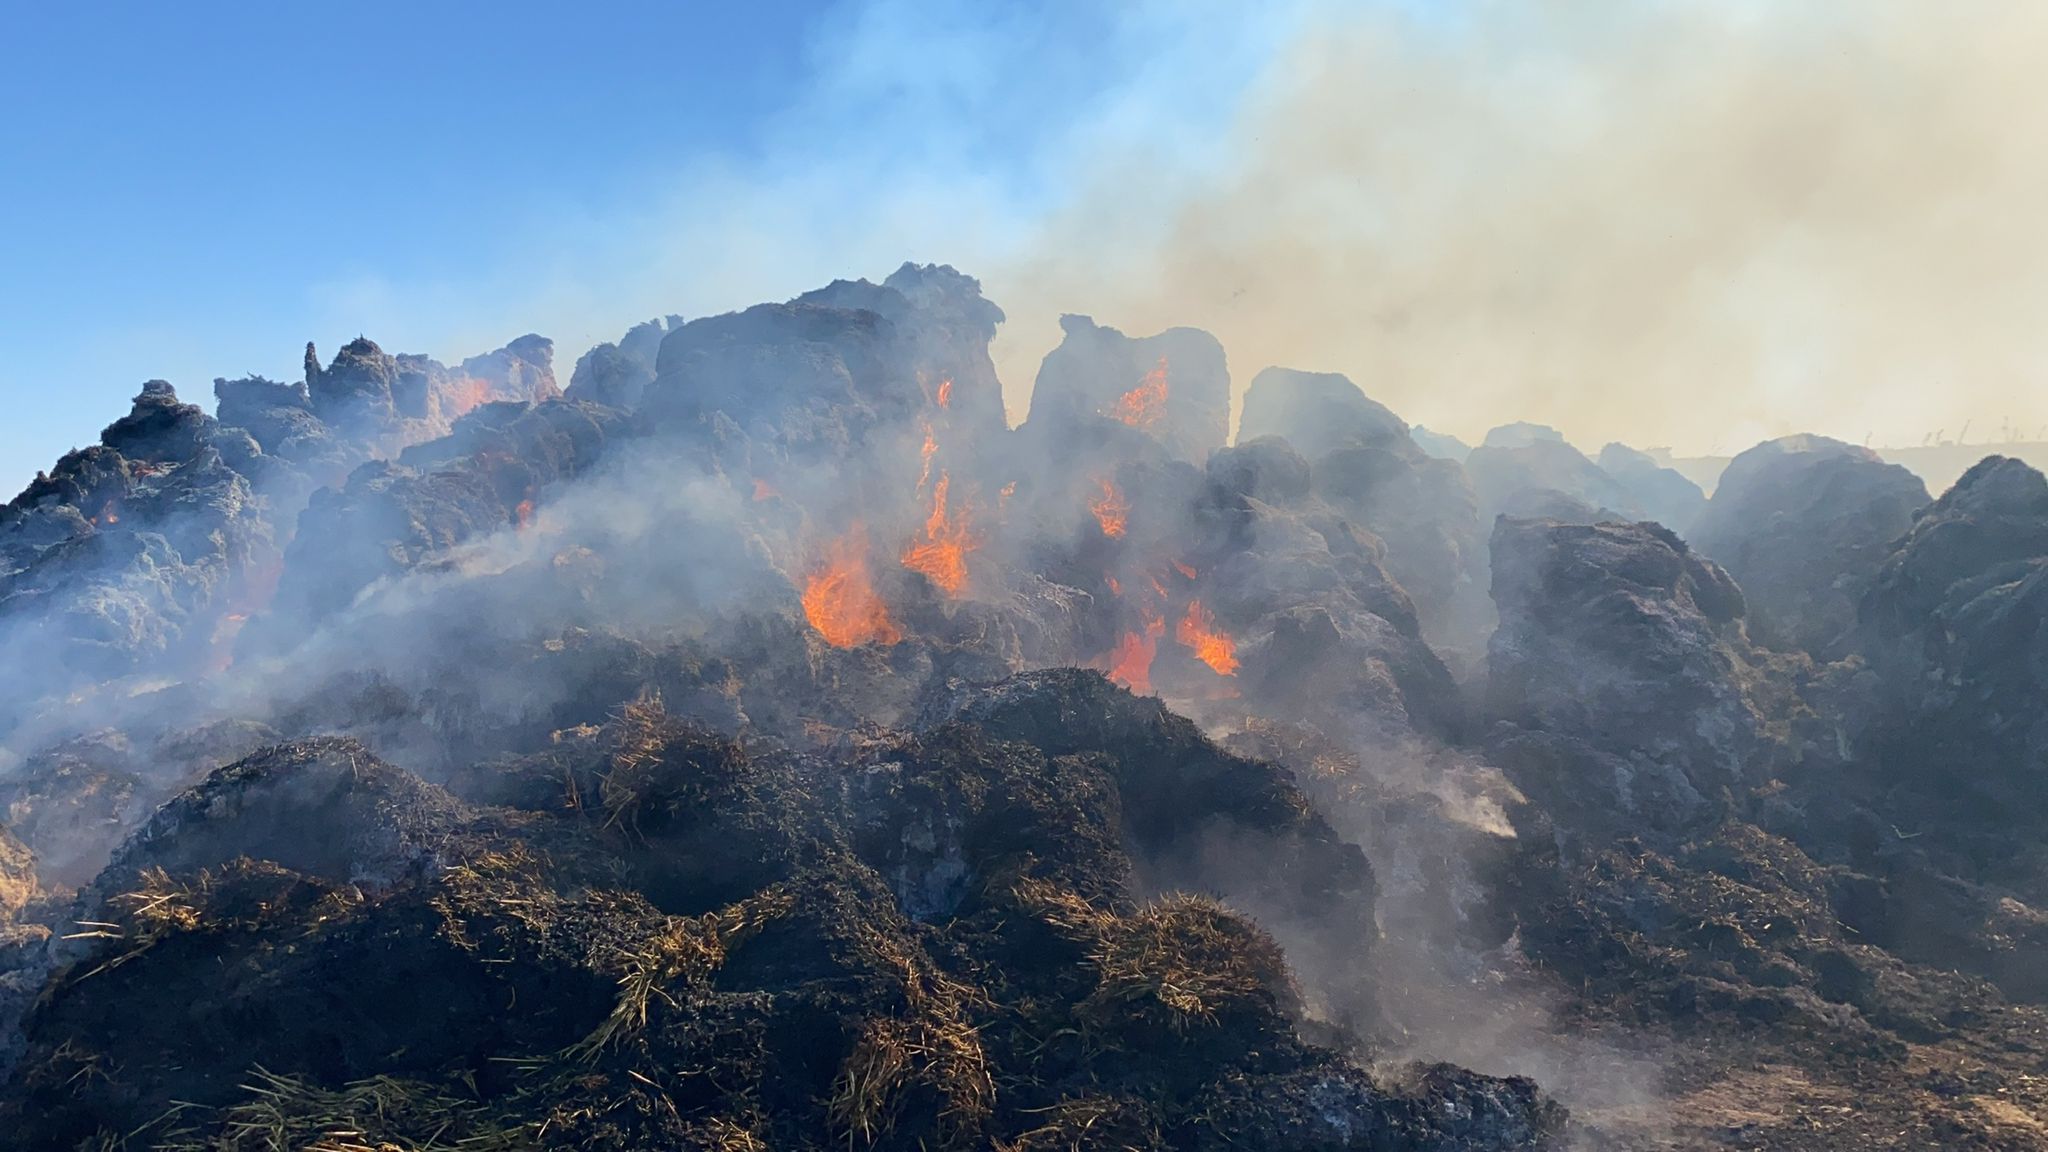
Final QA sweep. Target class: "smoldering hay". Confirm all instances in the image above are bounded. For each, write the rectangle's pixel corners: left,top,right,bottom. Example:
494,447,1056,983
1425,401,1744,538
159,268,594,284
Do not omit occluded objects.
0,262,2046,1148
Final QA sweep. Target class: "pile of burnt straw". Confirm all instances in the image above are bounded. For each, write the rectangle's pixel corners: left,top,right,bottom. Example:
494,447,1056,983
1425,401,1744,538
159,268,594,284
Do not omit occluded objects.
0,671,1562,1151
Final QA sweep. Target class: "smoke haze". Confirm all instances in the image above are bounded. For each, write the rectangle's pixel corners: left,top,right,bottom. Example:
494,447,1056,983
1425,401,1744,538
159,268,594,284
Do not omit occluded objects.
393,0,2048,459
985,0,2048,453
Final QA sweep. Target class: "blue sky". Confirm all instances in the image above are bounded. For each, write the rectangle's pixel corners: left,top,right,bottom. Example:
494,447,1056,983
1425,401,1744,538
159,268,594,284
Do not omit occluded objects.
0,2,821,491
10,2,2035,490
0,0,1313,495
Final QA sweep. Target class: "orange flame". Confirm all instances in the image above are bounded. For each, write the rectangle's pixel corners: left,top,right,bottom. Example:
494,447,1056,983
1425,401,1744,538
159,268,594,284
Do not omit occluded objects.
936,377,953,409
1106,576,1122,597
1173,560,1198,580
917,420,939,493
900,471,977,595
803,526,903,648
1107,610,1166,694
752,478,779,502
1089,477,1129,539
445,377,491,419
999,481,1017,515
1110,357,1169,429
514,498,536,530
95,501,120,526
1176,599,1239,676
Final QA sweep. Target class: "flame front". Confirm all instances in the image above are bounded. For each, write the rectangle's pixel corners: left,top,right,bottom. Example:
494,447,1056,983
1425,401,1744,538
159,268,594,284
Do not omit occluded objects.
1176,599,1239,675
803,526,903,648
936,377,953,409
1110,357,1169,429
900,471,977,595
1089,477,1129,538
1107,610,1165,694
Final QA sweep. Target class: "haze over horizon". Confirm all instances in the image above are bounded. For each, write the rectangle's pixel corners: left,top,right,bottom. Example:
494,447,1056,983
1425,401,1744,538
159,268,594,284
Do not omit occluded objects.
7,0,2048,496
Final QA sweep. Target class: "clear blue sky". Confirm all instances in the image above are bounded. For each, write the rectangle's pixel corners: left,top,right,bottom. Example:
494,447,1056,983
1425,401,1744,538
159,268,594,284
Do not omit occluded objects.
0,2,843,492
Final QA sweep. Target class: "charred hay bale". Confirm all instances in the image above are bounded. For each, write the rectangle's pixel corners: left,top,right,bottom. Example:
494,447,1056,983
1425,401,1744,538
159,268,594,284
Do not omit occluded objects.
0,731,152,891
451,707,823,918
1076,893,1300,1051
844,728,1132,921
1502,821,1959,1055
4,854,614,1148
994,1093,1164,1151
919,670,1382,1026
259,398,626,629
576,697,747,836
1595,442,1705,536
1466,435,1641,526
98,737,465,893
1180,1061,1564,1152
1027,316,1229,467
1691,434,1929,657
1310,441,1487,644
1857,454,2048,647
1207,437,1313,504
567,316,677,409
1485,518,1798,840
1237,368,1411,461
922,670,1350,864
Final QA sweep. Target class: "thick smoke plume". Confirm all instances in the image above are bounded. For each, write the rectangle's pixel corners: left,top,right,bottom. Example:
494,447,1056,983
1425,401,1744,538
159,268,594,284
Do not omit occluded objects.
987,1,2048,454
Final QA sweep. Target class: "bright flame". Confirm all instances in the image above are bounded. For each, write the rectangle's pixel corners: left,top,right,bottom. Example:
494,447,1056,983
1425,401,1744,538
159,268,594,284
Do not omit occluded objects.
1109,357,1169,429
1172,560,1198,580
803,527,903,648
514,498,536,530
1107,610,1166,695
936,377,953,409
1176,599,1239,676
95,501,120,526
900,471,977,595
1089,477,1128,539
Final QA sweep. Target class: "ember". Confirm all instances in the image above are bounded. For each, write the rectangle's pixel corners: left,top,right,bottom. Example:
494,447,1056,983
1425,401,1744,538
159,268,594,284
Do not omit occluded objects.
1089,477,1129,538
1106,610,1165,694
802,526,903,647
1176,598,1239,675
1110,356,1169,429
900,471,976,595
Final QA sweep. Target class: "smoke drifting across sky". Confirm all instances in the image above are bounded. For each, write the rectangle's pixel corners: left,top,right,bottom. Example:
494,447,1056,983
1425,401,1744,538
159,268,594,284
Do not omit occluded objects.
498,0,2048,458
990,0,2048,456
11,0,2048,494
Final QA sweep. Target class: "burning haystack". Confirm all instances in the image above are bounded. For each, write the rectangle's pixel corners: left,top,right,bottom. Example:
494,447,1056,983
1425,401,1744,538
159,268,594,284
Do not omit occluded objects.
1,263,2046,1148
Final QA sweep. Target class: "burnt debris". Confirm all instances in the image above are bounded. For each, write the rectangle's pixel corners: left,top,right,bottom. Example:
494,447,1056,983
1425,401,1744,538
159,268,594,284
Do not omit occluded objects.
2,264,2045,1149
